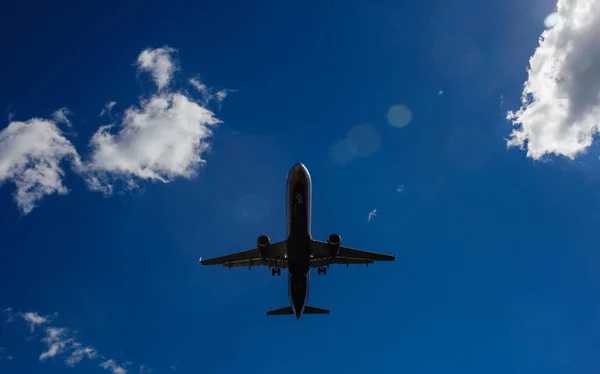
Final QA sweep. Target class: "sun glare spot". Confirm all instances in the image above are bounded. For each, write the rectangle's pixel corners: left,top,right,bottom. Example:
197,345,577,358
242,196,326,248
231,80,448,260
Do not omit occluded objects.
387,104,413,128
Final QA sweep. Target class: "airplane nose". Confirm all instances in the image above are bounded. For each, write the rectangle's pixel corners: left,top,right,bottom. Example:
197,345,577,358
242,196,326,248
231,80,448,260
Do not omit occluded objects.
287,163,310,182
292,163,307,172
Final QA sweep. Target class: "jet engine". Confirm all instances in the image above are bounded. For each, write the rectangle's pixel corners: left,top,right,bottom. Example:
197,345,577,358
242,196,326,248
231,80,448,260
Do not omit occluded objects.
327,233,341,257
257,235,271,258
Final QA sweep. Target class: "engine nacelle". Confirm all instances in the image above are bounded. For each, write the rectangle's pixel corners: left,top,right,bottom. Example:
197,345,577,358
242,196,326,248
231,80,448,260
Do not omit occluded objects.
327,233,341,257
257,235,271,258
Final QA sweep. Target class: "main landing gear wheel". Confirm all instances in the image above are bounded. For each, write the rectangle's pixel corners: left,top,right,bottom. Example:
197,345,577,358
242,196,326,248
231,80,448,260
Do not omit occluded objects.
271,268,282,276
317,267,327,275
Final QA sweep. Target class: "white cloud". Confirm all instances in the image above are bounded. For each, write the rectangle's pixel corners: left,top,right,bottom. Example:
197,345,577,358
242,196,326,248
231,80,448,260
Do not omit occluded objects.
368,209,377,222
507,0,600,160
21,312,49,332
101,359,128,374
137,46,178,90
36,323,100,367
52,107,72,127
84,92,220,193
1,46,225,214
3,309,52,332
100,101,117,117
39,327,71,361
66,344,98,366
0,117,81,215
83,48,223,194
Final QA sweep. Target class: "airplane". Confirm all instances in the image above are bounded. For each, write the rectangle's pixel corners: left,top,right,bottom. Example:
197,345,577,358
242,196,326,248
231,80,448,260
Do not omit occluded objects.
199,163,396,319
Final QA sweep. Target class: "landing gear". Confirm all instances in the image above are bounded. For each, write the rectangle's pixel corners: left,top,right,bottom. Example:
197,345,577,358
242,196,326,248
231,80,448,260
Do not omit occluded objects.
317,267,327,276
271,268,282,276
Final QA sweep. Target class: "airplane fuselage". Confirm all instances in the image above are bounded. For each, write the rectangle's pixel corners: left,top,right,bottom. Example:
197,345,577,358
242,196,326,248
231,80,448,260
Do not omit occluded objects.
285,163,313,319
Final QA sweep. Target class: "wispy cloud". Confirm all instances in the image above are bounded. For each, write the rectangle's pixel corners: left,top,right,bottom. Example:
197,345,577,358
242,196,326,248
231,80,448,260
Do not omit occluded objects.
368,209,377,222
3,308,127,372
396,184,404,193
99,101,117,117
2,308,13,321
0,45,226,214
189,77,236,105
22,312,51,332
0,347,14,362
506,0,600,160
139,364,154,373
3,309,54,332
100,359,129,374
66,345,98,366
52,108,72,127
39,327,72,362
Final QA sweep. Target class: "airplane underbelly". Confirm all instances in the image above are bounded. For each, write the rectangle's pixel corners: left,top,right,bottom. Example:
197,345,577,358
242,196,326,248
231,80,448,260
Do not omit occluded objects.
289,273,308,314
287,239,310,276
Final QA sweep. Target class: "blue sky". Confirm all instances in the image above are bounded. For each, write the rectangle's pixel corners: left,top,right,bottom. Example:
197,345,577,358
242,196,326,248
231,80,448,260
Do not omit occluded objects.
2,0,600,373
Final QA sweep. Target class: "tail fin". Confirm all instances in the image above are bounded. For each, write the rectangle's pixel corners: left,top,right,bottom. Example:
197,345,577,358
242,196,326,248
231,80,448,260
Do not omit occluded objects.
266,306,294,316
303,306,330,314
266,306,330,316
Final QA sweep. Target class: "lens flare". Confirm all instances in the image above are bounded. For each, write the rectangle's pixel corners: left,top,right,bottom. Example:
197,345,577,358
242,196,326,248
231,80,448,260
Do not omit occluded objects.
387,104,413,128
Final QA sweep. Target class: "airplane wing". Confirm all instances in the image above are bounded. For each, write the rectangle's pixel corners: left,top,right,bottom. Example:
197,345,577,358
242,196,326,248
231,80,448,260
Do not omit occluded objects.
199,240,287,269
310,240,395,267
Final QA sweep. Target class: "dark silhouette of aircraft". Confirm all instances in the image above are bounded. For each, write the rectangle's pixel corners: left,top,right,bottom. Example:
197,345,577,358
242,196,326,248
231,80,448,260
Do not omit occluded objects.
199,163,396,319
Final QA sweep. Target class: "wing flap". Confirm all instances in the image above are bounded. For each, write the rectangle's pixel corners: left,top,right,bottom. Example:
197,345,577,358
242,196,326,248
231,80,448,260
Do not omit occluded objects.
223,258,288,269
310,257,373,268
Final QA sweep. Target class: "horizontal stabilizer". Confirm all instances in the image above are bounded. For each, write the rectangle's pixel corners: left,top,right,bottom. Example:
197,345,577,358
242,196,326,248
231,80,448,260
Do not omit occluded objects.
303,306,330,314
266,306,294,316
